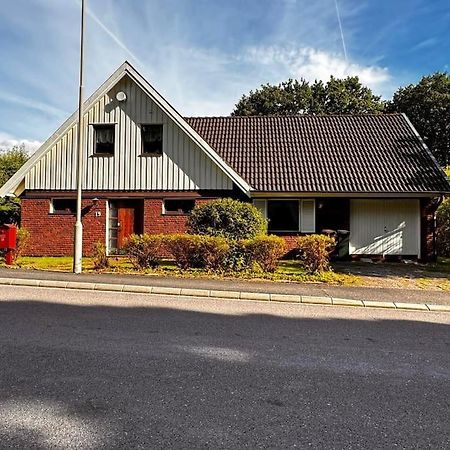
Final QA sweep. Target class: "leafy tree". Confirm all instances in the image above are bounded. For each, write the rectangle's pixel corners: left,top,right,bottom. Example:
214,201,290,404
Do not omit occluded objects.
232,76,385,116
388,72,450,166
0,145,29,224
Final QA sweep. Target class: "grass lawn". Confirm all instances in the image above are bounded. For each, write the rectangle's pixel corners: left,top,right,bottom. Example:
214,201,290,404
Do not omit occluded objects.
2,256,450,290
2,256,358,285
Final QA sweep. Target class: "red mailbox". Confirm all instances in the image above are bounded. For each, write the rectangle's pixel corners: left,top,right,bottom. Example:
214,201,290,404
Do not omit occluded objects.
0,224,17,265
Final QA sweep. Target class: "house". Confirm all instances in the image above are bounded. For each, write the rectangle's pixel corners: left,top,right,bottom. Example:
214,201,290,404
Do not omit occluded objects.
1,62,449,260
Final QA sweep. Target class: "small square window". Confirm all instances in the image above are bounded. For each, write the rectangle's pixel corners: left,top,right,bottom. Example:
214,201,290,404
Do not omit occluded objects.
94,124,115,155
142,124,163,155
51,199,77,214
163,199,195,215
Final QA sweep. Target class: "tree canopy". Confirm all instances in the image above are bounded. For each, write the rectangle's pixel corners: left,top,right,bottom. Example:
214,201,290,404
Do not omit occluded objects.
0,145,29,224
232,76,386,116
387,72,450,166
0,145,29,187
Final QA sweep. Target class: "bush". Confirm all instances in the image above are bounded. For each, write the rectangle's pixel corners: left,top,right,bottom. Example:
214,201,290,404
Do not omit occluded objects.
14,228,30,260
187,198,267,240
437,197,450,256
296,234,335,273
92,241,109,270
123,234,163,269
165,234,230,271
245,235,286,272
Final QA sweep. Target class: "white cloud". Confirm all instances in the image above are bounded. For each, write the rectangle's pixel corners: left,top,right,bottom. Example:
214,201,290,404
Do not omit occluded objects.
241,46,390,90
0,132,42,154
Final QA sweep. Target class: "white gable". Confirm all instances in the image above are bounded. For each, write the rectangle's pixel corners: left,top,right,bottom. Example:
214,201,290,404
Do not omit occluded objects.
1,63,251,196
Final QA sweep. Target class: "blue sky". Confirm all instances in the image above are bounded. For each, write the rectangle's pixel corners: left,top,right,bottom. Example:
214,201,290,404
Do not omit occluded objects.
0,0,449,152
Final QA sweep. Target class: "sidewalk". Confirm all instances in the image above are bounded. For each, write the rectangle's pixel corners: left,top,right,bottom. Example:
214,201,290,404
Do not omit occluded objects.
1,267,450,307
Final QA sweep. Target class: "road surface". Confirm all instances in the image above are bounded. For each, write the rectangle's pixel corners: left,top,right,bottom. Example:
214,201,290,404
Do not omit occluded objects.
0,286,449,449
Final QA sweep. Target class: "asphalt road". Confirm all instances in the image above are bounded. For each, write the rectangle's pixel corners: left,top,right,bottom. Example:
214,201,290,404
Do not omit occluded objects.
0,286,449,449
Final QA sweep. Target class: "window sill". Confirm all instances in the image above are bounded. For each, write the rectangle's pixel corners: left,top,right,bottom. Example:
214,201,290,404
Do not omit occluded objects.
269,230,315,234
162,212,190,216
49,212,75,216
91,153,114,158
139,153,163,157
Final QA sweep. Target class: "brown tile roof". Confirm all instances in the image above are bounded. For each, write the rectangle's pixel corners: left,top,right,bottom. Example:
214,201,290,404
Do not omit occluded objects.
186,114,450,193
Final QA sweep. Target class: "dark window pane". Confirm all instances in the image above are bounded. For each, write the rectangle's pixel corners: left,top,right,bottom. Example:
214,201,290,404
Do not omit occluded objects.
52,199,77,214
94,125,115,154
267,200,299,231
142,124,163,154
164,199,195,214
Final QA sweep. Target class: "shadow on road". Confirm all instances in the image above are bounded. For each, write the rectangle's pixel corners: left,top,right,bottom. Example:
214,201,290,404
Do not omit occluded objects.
0,298,449,449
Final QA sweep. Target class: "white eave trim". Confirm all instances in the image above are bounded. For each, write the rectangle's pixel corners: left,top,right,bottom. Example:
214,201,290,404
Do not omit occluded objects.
250,191,443,198
0,61,252,198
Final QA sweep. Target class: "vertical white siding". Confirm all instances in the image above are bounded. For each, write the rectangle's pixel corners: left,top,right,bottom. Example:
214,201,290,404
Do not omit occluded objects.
349,199,420,256
25,75,233,191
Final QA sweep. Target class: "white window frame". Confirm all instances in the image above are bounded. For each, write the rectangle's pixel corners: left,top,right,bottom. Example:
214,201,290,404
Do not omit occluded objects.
162,198,196,215
49,198,77,214
300,199,316,233
253,199,316,233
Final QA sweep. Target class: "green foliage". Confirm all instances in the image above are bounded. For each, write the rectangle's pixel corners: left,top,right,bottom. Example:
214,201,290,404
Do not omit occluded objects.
0,145,29,224
232,76,385,116
436,198,450,256
244,235,286,272
0,145,29,186
92,241,109,270
165,233,286,273
187,198,267,240
15,227,30,260
165,234,230,270
0,197,21,224
388,72,450,166
296,234,335,274
123,234,164,269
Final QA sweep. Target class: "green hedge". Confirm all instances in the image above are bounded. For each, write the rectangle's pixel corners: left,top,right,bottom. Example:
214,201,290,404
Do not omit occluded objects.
187,198,267,240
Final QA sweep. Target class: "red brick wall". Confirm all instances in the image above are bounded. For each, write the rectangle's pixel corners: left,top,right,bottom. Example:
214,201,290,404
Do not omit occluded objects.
420,198,439,262
20,196,219,256
21,198,106,256
143,198,217,235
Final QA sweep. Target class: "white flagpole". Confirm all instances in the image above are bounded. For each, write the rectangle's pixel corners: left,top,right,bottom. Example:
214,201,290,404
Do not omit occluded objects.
73,0,86,273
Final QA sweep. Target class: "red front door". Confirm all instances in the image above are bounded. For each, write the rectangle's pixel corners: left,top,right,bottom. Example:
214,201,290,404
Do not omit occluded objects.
117,206,135,249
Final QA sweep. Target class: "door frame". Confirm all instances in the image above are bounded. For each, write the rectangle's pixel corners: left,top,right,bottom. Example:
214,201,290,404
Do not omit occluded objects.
106,199,144,254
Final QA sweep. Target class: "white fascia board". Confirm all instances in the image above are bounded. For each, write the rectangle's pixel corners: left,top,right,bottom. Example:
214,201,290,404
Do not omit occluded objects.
250,192,442,198
0,61,252,198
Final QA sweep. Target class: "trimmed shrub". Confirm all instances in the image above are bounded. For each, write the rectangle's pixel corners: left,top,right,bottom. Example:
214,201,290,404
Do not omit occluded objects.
123,234,164,269
245,235,286,272
15,228,30,260
92,241,109,270
187,198,267,240
437,197,450,256
165,234,230,270
296,234,335,273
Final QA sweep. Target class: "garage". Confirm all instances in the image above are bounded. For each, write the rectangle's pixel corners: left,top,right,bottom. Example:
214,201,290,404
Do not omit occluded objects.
349,199,420,257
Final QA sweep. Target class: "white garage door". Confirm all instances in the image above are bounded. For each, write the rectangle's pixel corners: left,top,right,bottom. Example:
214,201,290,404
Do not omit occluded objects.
349,199,420,256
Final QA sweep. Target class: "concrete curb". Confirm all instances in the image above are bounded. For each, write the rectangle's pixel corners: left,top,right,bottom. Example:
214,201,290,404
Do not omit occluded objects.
0,277,449,313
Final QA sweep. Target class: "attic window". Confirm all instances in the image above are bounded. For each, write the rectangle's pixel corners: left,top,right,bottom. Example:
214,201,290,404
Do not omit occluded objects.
51,198,77,215
94,124,115,155
141,124,163,155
